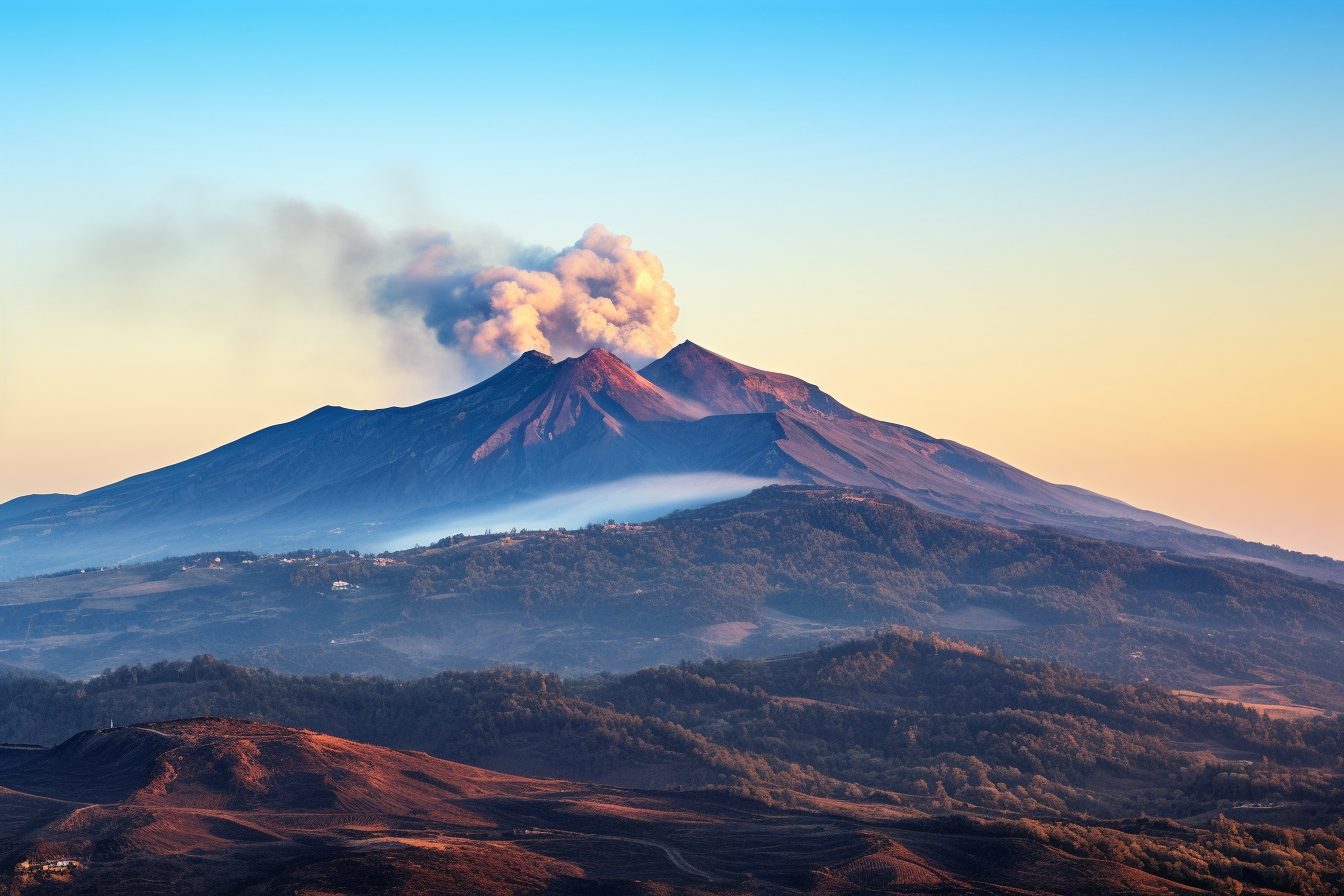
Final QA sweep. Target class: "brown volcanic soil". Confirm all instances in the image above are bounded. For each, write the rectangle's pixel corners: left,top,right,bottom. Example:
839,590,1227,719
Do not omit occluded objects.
0,718,1197,895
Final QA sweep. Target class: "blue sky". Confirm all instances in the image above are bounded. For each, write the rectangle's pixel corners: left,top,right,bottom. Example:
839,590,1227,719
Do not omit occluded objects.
8,1,1338,245
2,1,1342,555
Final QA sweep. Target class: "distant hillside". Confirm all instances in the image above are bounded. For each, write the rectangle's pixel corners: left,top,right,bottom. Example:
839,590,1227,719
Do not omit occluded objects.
2,487,1341,712
1,630,1340,894
3,342,1336,582
0,717,870,895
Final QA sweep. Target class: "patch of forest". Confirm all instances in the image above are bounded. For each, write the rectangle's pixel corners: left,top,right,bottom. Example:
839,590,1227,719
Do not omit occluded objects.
6,487,1342,700
1,627,1340,893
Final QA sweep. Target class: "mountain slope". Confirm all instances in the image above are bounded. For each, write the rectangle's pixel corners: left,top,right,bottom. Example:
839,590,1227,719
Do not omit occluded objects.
645,343,1252,550
0,716,1222,895
1,343,1336,581
642,343,1341,582
2,635,1341,895
0,718,728,894
0,349,772,577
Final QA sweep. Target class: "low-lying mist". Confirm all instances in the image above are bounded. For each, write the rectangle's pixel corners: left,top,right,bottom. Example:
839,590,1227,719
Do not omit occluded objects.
383,473,780,549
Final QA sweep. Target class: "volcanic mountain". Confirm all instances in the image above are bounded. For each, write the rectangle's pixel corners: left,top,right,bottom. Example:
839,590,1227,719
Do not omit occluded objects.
0,342,1335,580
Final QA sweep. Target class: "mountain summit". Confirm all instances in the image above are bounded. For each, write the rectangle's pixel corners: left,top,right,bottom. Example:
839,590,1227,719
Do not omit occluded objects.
1,342,1336,580
474,348,705,461
641,341,851,417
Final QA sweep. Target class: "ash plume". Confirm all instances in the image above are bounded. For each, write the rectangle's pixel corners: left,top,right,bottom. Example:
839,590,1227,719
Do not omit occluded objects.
65,195,679,389
376,224,680,363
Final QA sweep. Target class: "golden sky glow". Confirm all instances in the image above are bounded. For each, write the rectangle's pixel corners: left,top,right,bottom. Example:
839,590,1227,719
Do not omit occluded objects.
3,209,1339,558
1,2,1340,558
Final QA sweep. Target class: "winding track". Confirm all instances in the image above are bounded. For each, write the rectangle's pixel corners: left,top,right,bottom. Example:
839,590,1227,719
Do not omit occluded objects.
588,833,715,881
521,829,716,881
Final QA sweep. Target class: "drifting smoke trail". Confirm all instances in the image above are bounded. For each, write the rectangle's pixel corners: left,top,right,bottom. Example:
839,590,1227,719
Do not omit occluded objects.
73,196,680,379
375,224,679,363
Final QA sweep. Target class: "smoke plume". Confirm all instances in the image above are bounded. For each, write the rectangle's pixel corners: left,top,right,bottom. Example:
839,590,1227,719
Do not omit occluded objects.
376,224,679,363
60,194,681,389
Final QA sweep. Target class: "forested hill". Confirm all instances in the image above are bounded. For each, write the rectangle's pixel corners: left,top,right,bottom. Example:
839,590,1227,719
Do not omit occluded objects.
3,486,1340,710
0,630,1341,894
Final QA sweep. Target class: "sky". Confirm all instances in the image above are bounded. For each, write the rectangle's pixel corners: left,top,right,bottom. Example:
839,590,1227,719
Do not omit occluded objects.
1,1,1341,557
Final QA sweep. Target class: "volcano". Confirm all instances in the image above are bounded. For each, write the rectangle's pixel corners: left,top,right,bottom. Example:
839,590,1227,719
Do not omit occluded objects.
0,342,1335,581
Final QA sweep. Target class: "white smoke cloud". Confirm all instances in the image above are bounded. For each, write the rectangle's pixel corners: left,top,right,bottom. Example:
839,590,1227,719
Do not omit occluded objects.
377,224,680,363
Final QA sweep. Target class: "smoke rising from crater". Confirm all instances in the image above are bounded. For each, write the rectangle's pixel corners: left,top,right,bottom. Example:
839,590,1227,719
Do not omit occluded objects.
375,224,680,363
